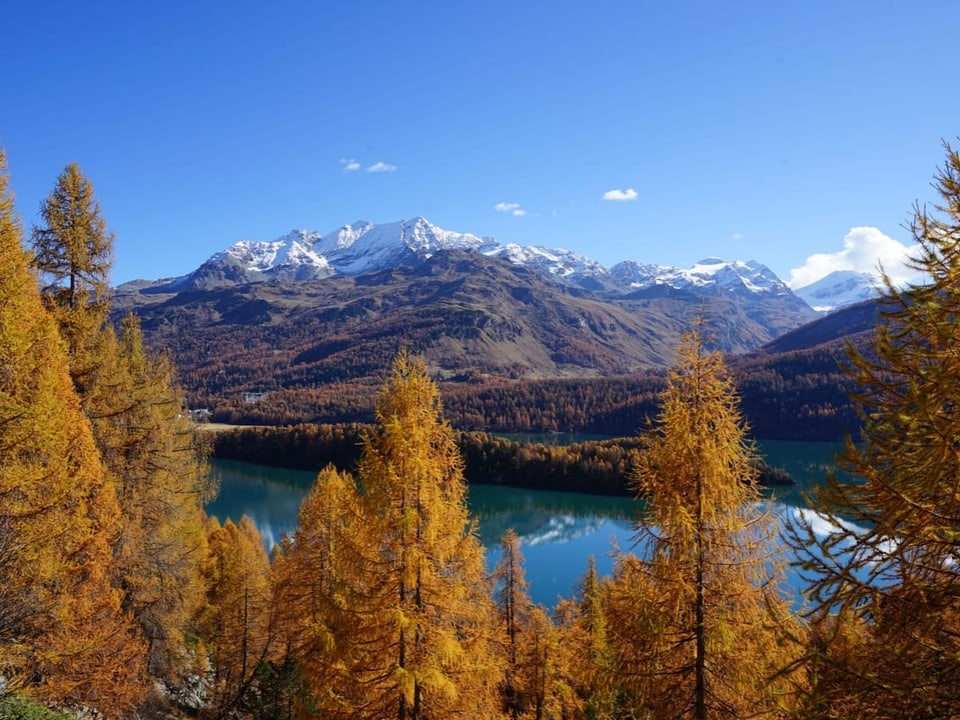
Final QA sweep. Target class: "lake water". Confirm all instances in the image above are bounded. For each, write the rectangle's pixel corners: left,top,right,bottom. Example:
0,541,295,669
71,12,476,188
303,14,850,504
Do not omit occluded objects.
205,440,845,607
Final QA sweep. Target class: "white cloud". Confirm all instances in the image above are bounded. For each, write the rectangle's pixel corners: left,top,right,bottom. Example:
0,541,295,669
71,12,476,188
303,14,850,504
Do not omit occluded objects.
340,158,361,172
367,161,397,173
602,188,638,202
495,202,526,216
787,226,922,289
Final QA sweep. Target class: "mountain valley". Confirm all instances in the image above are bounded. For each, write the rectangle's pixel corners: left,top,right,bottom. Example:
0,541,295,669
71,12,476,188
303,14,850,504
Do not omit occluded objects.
115,217,880,439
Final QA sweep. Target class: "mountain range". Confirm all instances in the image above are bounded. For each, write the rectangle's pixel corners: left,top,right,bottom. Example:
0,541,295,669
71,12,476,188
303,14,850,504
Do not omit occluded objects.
133,216,874,312
115,217,882,433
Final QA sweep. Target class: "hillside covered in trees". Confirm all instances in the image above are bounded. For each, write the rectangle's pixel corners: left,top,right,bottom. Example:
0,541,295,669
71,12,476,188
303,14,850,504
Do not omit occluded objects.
191,341,865,442
4,144,960,719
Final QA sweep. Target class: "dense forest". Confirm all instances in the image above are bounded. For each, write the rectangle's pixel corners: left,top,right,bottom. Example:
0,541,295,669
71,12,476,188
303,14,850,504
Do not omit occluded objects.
192,347,863,442
210,423,793,495
3,145,960,719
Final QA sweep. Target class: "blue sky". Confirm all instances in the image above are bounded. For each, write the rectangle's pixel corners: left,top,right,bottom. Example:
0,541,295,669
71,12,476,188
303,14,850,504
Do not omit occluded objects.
3,1,958,286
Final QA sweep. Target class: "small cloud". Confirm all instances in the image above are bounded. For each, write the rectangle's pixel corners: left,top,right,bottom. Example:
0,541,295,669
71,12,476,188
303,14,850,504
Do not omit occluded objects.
367,161,397,173
787,226,923,289
602,188,638,202
732,233,742,241
340,158,361,172
495,202,526,216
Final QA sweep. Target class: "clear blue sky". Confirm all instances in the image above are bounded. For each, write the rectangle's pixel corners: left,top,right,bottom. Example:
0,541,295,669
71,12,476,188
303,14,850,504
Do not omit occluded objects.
3,1,958,286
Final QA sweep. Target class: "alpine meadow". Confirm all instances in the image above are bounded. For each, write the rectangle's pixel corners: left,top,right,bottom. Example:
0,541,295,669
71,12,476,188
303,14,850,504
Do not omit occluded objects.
5,137,960,718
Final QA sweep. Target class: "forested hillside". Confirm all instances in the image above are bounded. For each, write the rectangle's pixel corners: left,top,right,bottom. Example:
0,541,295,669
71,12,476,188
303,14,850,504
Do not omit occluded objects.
199,341,864,441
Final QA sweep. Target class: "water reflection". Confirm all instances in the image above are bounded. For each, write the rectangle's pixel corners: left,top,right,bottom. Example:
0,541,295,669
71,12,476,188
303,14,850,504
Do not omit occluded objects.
205,441,846,607
206,459,316,550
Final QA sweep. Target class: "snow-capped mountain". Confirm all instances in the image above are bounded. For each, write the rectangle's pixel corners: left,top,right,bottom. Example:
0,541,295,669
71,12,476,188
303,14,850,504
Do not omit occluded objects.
792,270,881,313
167,216,801,304
313,218,500,275
179,217,507,289
207,229,334,282
611,257,794,297
486,243,611,287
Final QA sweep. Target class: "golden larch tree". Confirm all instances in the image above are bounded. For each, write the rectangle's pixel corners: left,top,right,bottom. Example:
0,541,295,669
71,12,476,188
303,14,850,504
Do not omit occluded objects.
30,163,213,684
30,161,112,387
492,528,572,719
357,353,502,719
88,315,212,679
0,150,146,714
788,141,960,719
273,464,374,717
198,516,276,717
612,325,797,719
278,354,502,719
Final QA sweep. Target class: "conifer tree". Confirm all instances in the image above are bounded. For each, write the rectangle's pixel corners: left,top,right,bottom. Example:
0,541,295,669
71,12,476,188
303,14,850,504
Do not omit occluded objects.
575,556,620,719
0,150,146,713
30,162,111,388
30,161,112,305
357,352,502,719
198,516,276,717
787,142,960,718
613,325,796,719
272,464,372,717
29,162,212,683
277,354,502,718
493,529,564,719
493,529,530,718
89,315,212,678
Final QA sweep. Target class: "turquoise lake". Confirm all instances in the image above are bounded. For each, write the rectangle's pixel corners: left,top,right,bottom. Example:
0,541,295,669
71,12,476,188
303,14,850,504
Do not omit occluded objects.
205,440,845,607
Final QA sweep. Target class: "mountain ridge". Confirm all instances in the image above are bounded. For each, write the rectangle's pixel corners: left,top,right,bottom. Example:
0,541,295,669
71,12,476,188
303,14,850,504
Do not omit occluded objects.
129,216,848,309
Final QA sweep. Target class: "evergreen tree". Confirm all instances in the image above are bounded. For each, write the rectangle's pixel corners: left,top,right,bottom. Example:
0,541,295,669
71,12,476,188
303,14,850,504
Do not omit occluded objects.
787,142,960,718
0,150,146,714
612,325,797,719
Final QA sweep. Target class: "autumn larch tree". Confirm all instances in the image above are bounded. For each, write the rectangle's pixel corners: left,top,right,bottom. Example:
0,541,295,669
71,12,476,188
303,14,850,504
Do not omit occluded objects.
29,162,213,685
610,325,797,719
89,315,212,679
30,161,112,388
0,150,146,714
787,141,960,719
197,515,276,718
492,528,573,719
272,464,374,717
276,353,502,718
357,353,502,719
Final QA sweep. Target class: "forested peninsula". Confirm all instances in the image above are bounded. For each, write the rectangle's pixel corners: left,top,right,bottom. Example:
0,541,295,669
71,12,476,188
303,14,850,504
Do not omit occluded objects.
209,423,794,494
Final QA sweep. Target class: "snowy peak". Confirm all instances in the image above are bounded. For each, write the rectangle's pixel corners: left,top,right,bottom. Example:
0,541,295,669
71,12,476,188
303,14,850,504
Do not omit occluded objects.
176,218,804,311
312,217,499,275
184,217,605,289
488,243,608,280
793,270,880,313
610,257,790,297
